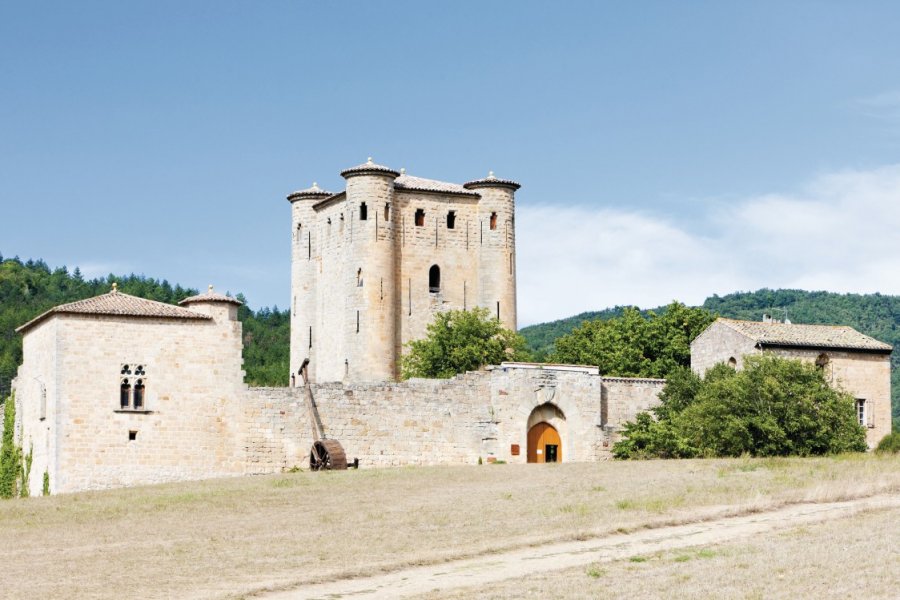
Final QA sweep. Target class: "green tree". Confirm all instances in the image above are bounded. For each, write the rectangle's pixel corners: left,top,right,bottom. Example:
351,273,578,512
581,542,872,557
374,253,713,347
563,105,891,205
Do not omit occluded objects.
550,302,715,378
401,307,530,379
0,394,21,498
614,356,867,459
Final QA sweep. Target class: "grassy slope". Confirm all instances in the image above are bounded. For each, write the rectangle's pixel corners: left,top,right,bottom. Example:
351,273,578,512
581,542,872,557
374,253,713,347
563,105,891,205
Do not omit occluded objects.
430,503,900,599
1,455,898,599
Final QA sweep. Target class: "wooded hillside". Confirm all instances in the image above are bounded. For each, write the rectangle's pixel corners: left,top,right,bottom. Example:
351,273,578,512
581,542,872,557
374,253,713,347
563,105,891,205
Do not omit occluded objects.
0,255,288,395
521,289,900,422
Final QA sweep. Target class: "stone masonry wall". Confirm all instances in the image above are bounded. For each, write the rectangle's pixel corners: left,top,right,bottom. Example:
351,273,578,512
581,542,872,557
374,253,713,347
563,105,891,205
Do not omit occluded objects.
243,365,664,471
244,372,495,471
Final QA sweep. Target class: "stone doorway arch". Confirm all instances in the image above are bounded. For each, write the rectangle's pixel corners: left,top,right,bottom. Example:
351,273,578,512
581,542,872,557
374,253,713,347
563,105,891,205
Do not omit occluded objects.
526,403,566,463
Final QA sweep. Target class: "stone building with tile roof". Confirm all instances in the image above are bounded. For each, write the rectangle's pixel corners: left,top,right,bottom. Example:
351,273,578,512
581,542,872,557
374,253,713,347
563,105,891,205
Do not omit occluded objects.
691,317,893,447
11,285,248,494
288,158,520,383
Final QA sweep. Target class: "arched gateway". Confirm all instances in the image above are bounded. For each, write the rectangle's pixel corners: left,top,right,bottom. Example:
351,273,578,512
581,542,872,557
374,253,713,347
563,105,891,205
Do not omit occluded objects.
526,403,566,463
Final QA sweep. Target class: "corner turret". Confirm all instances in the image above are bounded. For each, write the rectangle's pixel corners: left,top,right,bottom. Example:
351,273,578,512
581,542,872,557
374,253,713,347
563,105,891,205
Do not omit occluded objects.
464,172,520,332
287,182,332,383
340,158,400,381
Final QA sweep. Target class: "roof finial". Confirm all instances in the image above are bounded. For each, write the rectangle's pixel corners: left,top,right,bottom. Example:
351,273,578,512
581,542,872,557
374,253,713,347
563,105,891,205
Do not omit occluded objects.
208,284,214,293
111,282,118,293
488,170,495,179
367,156,373,164
400,167,406,175
312,181,319,190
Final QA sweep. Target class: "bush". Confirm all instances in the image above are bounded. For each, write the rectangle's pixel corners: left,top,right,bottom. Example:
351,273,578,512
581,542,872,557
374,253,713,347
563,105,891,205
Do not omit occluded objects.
876,432,900,454
614,356,867,459
0,394,22,499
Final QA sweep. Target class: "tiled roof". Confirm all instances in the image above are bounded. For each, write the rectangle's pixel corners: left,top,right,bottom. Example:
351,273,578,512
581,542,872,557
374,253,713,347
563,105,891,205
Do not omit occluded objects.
179,286,242,306
394,174,480,197
287,182,333,202
340,157,400,179
16,288,211,334
716,318,892,352
312,191,346,210
464,171,521,191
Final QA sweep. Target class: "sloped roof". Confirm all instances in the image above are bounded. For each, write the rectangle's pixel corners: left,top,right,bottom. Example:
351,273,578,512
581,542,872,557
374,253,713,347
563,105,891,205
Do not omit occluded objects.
16,288,211,334
179,286,242,306
394,174,480,197
339,158,400,179
464,172,521,191
287,182,333,202
715,318,892,352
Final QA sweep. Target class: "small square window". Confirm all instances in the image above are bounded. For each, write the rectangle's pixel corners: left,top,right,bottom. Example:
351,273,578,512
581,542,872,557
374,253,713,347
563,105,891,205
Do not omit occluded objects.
128,430,138,441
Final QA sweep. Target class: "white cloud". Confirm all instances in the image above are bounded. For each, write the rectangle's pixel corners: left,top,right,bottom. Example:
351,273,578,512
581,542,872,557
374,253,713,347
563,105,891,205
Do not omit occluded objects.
857,90,900,123
516,164,900,326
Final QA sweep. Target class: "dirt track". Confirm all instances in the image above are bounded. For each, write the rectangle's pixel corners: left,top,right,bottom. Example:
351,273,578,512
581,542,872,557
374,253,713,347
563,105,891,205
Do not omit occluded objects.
256,493,900,600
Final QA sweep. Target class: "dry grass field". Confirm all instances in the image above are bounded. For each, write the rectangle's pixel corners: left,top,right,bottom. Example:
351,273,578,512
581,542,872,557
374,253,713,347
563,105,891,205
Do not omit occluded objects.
428,505,900,599
1,454,898,599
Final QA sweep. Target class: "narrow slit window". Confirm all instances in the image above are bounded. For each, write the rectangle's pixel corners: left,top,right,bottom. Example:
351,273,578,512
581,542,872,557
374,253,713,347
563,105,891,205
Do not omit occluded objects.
357,268,363,287
447,211,456,229
360,202,368,220
429,265,441,293
415,209,425,227
490,212,497,230
384,203,390,222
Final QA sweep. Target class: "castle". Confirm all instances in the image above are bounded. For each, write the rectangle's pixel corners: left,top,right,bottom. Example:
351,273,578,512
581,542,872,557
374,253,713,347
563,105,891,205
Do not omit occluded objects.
7,159,892,495
288,158,518,383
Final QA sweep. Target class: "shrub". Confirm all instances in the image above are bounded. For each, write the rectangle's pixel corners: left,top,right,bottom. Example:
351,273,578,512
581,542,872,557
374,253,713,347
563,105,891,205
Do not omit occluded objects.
614,356,867,459
0,394,21,499
876,432,900,454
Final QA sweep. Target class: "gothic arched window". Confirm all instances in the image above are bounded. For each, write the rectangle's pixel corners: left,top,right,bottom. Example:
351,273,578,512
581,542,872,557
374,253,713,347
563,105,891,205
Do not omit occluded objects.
120,379,131,410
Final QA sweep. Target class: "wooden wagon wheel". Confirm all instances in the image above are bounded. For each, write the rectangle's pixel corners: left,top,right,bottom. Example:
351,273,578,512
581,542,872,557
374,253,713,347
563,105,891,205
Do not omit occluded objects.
310,439,348,471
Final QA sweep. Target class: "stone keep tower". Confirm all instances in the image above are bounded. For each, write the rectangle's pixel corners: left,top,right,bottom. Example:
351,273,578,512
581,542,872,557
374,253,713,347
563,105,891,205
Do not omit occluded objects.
288,159,520,383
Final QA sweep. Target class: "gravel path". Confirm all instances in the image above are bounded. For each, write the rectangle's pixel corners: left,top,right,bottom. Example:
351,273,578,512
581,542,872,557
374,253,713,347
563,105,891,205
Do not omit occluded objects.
257,494,900,600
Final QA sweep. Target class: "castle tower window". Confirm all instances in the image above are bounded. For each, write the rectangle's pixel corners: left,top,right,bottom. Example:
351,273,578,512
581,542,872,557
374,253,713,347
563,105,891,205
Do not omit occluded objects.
447,211,456,229
429,265,441,293
384,203,391,221
360,202,368,221
357,268,363,287
415,209,425,227
490,212,497,230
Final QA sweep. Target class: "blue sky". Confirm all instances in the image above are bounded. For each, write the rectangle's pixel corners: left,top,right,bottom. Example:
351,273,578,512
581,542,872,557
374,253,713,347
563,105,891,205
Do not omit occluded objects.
3,2,900,325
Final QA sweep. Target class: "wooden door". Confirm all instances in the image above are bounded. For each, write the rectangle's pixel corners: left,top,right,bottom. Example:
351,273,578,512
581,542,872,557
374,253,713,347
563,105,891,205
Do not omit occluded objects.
527,422,561,463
